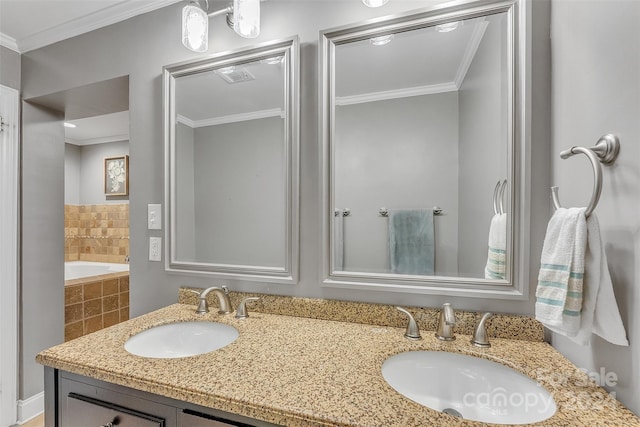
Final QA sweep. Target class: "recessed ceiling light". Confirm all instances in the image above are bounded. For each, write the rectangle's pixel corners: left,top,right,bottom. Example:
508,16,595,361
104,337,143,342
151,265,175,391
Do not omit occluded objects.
436,21,463,33
261,56,283,65
63,122,76,128
217,66,236,74
370,34,394,46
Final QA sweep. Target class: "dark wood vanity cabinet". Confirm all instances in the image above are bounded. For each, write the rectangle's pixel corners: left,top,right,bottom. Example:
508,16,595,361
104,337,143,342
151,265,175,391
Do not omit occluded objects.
45,368,279,427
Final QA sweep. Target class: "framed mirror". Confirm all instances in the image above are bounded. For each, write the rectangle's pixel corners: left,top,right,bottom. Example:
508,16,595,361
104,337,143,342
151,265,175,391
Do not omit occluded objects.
164,37,299,282
320,1,530,298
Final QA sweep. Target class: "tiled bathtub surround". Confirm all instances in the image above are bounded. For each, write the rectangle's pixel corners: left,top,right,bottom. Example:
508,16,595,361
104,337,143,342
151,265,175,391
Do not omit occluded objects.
64,273,130,342
65,204,129,263
178,288,545,342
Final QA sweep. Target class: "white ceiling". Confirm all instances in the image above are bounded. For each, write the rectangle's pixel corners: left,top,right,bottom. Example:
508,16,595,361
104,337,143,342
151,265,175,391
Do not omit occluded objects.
0,0,181,53
65,110,129,146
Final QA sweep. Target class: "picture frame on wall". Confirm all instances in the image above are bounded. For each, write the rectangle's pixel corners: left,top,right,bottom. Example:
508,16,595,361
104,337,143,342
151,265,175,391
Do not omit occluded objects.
104,155,129,196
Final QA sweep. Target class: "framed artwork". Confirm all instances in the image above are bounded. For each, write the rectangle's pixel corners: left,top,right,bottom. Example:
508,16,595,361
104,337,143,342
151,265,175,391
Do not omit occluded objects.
104,155,129,196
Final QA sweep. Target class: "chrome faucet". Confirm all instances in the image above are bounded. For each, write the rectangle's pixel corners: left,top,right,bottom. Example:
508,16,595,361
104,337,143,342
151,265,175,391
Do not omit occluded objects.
435,303,456,341
396,307,422,340
471,312,493,348
195,286,233,314
235,297,260,319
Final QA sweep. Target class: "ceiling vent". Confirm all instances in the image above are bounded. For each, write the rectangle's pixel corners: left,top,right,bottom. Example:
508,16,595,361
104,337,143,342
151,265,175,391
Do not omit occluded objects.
216,67,256,84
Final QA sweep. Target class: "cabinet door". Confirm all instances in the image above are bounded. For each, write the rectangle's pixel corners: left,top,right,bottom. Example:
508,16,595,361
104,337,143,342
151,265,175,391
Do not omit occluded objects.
67,393,165,427
179,410,254,427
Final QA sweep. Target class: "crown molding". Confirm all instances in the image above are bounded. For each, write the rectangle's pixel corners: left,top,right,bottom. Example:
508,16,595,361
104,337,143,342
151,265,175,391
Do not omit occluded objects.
177,108,285,128
65,134,129,146
453,20,489,89
335,82,459,106
0,33,19,53
15,0,181,53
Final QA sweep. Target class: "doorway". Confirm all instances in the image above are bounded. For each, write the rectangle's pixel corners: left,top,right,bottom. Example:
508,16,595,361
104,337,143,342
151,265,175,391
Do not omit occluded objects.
0,83,20,426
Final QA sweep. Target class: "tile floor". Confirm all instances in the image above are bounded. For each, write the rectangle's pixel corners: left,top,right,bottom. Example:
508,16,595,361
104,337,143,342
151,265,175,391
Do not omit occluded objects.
21,414,44,427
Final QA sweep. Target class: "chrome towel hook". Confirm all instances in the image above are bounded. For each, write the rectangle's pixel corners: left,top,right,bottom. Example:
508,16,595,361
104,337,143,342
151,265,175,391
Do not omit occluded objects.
551,134,620,217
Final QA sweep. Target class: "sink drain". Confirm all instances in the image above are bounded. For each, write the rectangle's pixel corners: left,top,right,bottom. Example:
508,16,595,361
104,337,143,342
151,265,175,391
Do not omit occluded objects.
442,408,463,418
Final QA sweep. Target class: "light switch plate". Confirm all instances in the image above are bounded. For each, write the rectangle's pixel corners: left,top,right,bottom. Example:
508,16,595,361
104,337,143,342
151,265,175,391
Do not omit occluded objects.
149,237,162,262
148,204,162,230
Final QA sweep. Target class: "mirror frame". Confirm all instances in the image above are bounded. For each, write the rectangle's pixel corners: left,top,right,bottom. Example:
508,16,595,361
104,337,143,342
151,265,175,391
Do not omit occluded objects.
320,0,531,299
163,36,300,283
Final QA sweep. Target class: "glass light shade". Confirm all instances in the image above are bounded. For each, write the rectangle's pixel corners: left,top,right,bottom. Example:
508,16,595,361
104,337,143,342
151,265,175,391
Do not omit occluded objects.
233,0,260,38
362,0,389,7
182,2,208,52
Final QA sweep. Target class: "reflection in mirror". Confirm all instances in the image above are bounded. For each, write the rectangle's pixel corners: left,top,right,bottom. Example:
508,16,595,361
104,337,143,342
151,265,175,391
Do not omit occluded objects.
164,37,299,282
322,1,528,297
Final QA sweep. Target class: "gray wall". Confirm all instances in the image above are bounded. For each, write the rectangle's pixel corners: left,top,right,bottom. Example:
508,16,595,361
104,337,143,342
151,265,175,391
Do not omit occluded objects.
0,45,20,90
458,12,508,277
64,144,81,205
21,102,65,400
175,123,195,261
549,0,640,414
334,93,460,275
19,0,551,400
64,141,130,205
193,118,285,266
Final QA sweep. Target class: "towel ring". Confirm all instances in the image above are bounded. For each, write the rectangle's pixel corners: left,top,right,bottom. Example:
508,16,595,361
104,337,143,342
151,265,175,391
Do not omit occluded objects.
493,179,507,215
551,134,620,217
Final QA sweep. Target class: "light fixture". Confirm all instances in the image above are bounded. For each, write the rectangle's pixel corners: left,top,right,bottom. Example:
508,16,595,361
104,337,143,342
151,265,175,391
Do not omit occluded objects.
63,122,76,128
362,0,389,7
233,0,260,38
436,21,463,33
181,0,261,52
182,1,209,52
370,34,394,46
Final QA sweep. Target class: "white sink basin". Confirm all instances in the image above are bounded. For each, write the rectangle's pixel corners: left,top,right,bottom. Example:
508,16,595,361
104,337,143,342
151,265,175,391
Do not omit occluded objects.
124,322,238,358
382,351,556,424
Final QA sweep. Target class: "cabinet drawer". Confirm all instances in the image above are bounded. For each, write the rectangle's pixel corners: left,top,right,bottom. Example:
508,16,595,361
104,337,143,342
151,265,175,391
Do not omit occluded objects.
66,393,165,427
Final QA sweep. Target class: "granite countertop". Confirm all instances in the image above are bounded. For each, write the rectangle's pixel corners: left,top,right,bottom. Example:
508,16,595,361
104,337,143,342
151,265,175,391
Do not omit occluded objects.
37,303,639,426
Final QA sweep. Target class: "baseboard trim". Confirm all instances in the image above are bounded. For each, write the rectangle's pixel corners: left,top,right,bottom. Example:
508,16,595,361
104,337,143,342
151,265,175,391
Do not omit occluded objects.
17,392,44,425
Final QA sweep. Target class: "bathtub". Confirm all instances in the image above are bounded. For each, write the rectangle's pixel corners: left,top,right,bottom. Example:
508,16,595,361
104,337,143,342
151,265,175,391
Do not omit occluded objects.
65,261,129,281
63,261,130,342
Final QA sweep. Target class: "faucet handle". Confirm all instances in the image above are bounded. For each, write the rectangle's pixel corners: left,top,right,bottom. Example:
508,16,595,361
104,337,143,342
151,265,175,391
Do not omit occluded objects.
471,312,493,348
396,307,422,340
235,297,260,319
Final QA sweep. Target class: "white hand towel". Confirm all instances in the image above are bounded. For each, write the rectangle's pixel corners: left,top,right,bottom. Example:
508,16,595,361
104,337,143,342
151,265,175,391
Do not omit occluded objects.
570,214,629,346
485,213,507,280
535,208,587,335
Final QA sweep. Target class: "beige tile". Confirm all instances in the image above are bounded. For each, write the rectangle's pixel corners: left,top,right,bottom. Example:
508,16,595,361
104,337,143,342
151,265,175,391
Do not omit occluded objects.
84,315,103,334
84,299,102,317
83,281,102,300
103,279,119,296
119,292,129,309
119,306,129,322
64,303,83,324
64,321,83,342
103,295,119,312
65,285,83,305
103,310,120,328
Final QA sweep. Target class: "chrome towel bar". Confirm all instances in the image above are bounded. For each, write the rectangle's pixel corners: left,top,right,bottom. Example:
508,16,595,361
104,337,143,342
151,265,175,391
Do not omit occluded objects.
551,134,620,217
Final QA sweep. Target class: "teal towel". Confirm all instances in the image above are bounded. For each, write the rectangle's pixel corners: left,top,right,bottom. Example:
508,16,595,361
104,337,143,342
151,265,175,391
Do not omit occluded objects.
389,209,434,275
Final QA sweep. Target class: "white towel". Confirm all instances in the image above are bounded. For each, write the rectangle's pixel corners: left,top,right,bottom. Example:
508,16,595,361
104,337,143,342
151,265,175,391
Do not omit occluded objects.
572,214,628,346
535,208,586,335
485,213,507,280
536,209,629,346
